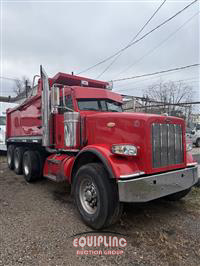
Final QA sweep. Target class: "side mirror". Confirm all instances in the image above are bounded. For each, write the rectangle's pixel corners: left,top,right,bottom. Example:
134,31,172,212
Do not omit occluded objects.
51,86,60,112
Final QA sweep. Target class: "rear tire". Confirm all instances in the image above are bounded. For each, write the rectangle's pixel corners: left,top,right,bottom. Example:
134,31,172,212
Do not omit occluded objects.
73,163,123,229
7,145,15,170
164,188,191,201
14,147,25,175
34,150,45,178
22,150,41,182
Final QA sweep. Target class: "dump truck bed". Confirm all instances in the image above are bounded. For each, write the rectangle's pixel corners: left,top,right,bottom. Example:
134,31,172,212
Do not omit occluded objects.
6,95,42,140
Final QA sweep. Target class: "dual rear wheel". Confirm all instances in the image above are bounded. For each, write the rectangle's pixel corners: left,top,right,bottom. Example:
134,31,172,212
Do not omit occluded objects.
7,145,43,182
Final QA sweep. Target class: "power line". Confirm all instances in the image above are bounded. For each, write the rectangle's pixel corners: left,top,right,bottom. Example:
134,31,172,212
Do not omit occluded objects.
114,76,199,91
111,64,200,83
116,11,199,78
77,0,198,75
122,95,200,105
135,101,200,109
0,76,22,82
114,79,199,94
96,0,167,79
115,83,200,96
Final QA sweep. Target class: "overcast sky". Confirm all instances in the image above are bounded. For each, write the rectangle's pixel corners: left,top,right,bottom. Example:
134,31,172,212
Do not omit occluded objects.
0,0,199,100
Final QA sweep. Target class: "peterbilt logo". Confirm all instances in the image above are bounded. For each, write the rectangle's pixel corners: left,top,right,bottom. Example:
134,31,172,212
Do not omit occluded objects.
165,118,171,123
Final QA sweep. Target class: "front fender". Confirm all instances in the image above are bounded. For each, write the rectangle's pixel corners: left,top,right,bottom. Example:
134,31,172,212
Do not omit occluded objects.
72,144,142,180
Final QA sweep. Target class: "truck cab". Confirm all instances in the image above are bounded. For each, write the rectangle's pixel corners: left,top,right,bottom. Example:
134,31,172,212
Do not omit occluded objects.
6,67,198,229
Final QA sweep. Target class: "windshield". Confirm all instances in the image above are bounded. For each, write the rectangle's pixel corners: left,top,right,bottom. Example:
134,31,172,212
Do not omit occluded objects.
0,116,6,126
77,99,123,112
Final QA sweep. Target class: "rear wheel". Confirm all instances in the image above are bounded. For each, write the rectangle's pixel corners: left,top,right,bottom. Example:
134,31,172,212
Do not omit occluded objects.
22,150,41,182
34,150,45,178
7,145,15,170
14,147,25,175
164,188,191,201
73,163,123,229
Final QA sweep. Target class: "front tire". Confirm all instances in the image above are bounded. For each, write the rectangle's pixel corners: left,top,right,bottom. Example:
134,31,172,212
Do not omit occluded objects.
73,163,122,229
164,188,191,201
22,150,41,182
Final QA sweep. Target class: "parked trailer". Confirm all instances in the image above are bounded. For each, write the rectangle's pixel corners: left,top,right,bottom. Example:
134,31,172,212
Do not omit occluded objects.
0,102,18,151
6,66,198,229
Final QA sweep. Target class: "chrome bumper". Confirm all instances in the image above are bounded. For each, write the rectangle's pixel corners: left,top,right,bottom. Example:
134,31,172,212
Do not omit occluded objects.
118,166,198,202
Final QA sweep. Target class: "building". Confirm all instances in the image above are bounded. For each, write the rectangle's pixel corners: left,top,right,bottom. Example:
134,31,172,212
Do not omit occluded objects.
122,97,144,112
191,113,200,125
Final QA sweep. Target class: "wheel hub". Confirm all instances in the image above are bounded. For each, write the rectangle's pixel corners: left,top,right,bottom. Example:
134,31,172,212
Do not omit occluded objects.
79,179,98,214
8,153,11,165
24,159,29,176
14,156,19,169
85,190,92,202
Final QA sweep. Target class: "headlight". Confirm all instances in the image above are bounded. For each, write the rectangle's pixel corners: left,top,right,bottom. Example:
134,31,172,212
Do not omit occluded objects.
112,144,137,156
186,142,193,151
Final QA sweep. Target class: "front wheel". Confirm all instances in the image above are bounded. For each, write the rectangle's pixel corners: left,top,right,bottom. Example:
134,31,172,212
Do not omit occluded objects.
73,163,123,229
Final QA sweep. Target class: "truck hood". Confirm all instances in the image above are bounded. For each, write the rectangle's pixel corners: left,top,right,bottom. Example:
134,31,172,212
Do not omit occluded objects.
85,111,184,144
85,112,186,174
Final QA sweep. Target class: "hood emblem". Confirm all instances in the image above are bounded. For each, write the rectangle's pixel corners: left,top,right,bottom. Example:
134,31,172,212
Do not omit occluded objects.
107,122,116,128
133,120,140,127
165,118,171,123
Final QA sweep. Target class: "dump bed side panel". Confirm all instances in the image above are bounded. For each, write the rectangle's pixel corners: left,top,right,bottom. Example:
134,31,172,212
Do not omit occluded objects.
6,95,42,139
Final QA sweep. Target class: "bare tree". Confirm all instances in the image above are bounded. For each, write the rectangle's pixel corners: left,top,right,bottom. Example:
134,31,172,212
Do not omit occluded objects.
13,76,31,96
142,80,196,127
144,80,194,120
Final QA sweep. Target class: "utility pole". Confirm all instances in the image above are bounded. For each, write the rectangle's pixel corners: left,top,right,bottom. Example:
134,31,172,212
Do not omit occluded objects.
25,80,28,98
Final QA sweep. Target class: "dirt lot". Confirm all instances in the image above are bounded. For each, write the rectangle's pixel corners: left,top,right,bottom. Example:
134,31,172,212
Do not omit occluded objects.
0,154,200,266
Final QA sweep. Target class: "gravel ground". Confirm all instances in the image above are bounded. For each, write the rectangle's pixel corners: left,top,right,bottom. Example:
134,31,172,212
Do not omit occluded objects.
0,154,200,266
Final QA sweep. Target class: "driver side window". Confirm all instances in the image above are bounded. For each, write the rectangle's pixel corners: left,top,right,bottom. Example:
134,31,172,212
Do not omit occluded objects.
59,95,74,114
65,95,73,110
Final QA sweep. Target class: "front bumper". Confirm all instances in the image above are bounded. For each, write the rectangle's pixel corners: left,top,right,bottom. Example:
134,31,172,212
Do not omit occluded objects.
118,166,198,202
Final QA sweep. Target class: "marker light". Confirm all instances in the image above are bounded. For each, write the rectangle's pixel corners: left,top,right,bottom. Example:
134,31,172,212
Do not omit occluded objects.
81,80,89,86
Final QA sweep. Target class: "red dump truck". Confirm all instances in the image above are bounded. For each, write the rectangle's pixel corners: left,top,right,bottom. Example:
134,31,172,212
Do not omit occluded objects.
6,66,198,229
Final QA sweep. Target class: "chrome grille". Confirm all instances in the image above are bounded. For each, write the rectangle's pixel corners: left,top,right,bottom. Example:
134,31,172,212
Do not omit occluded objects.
152,123,183,168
